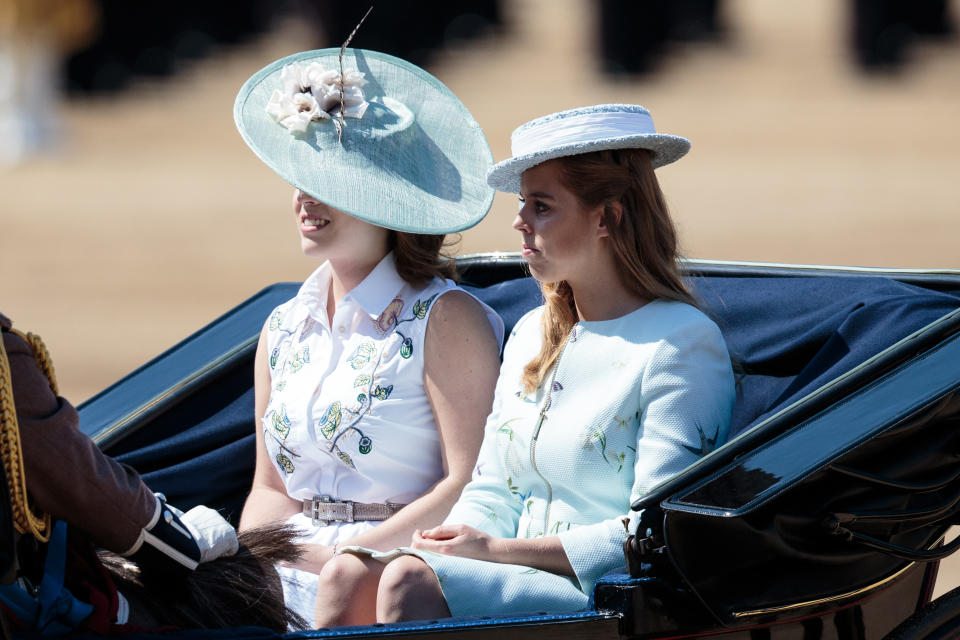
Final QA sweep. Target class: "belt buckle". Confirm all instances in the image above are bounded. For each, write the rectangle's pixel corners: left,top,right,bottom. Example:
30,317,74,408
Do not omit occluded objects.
311,495,354,526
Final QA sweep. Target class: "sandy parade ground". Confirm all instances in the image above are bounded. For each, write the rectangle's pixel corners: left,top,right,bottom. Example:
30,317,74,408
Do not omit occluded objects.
3,0,960,600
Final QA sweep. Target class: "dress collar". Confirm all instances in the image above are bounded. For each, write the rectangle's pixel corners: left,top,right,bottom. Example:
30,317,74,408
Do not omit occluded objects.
296,261,334,325
294,253,406,324
349,252,407,318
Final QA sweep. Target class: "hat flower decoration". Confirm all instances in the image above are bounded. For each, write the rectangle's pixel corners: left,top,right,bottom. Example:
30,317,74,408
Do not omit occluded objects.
265,62,369,135
233,7,495,235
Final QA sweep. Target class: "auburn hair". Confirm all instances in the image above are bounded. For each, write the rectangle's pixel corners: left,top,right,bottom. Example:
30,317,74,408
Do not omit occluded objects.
389,232,458,286
521,148,695,393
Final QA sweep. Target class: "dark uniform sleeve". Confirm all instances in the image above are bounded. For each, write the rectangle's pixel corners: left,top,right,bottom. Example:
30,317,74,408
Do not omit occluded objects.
2,316,155,553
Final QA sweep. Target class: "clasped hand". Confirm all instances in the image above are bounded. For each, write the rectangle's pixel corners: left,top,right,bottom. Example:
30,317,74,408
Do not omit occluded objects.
411,524,501,562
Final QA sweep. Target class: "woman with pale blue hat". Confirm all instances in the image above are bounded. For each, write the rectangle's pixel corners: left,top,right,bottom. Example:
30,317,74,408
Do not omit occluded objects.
319,104,735,624
232,48,504,626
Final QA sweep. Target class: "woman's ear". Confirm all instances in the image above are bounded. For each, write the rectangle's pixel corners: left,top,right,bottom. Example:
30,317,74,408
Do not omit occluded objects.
597,202,623,239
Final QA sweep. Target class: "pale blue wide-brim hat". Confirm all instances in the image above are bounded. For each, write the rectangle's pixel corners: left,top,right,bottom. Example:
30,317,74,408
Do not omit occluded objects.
487,104,690,193
234,48,494,234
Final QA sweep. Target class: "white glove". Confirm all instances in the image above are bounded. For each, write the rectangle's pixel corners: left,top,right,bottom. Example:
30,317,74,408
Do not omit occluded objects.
180,505,239,563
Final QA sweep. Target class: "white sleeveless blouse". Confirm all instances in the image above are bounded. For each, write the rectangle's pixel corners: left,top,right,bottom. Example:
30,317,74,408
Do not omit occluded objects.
262,252,503,506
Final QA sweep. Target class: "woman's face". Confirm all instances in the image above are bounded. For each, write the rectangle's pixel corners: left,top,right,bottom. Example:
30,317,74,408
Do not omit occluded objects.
291,188,389,264
514,161,606,284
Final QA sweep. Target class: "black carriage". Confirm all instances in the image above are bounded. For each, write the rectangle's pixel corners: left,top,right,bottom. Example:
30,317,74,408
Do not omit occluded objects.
22,253,960,639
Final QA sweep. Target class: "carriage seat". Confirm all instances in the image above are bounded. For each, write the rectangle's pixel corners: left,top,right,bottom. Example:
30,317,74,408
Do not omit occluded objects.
464,273,960,439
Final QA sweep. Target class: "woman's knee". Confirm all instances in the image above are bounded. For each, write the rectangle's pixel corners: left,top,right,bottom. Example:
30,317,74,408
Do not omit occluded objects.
314,554,381,627
376,556,448,623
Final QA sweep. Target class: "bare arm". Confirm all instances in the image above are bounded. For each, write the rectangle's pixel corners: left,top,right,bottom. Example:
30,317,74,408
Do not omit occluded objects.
238,322,302,531
297,291,500,569
411,524,575,578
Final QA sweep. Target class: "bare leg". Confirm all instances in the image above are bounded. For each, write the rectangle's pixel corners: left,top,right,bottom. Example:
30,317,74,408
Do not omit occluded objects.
376,555,451,622
313,554,385,628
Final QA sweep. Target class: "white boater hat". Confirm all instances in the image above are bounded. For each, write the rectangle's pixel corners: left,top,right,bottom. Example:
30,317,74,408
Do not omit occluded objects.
486,104,690,193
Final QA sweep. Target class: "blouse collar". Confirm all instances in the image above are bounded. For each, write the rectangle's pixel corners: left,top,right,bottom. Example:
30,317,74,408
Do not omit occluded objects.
349,252,406,319
294,252,406,325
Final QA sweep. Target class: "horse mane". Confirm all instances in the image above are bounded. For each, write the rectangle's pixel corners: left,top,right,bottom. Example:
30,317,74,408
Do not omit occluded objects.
99,523,308,632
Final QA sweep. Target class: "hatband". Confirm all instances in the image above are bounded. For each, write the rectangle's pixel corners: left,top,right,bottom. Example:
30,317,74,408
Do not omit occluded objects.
512,110,656,157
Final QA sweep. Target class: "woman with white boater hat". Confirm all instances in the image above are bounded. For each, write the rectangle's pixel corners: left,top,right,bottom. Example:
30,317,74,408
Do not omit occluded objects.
233,48,504,626
319,104,736,624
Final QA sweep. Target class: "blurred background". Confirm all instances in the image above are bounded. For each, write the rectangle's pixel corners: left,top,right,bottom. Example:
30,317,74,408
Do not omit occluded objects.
2,0,959,596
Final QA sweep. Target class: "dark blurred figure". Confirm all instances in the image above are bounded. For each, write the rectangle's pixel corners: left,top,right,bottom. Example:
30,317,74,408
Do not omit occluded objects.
851,0,955,72
64,0,278,94
598,0,726,75
63,1,502,95
306,1,502,67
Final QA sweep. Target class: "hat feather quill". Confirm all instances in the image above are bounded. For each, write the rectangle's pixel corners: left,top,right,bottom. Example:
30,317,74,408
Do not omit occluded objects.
337,5,374,141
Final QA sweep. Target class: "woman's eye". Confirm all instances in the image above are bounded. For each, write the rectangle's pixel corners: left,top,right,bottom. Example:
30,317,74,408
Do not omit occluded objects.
534,201,549,215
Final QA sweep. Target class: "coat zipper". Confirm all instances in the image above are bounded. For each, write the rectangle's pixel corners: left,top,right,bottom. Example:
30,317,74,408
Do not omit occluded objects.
530,330,572,536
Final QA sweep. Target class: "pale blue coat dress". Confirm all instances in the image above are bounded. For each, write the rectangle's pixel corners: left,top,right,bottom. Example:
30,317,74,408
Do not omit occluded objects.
349,299,735,615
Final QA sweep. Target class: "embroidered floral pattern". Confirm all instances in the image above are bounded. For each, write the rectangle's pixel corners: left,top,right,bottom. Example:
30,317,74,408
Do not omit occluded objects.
269,404,292,439
269,346,280,370
372,384,393,400
268,287,449,477
319,401,342,439
348,341,376,370
269,309,283,331
374,298,404,334
412,295,437,320
267,432,300,475
397,331,413,359
358,436,373,454
288,346,310,373
276,453,295,474
336,450,356,469
354,374,371,388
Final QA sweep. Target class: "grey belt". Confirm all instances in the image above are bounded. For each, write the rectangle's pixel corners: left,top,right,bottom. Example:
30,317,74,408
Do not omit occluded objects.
302,495,406,526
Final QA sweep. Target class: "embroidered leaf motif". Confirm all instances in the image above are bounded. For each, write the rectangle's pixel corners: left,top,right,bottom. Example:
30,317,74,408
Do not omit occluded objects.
270,347,280,369
270,405,291,439
525,498,534,514
609,450,627,473
357,393,367,403
276,452,294,474
507,477,521,496
482,505,499,522
289,346,310,373
358,436,372,454
372,384,393,401
582,429,607,455
412,293,439,320
497,425,515,440
519,567,541,575
399,337,413,359
337,450,356,469
274,380,286,392
348,341,376,370
319,401,341,438
354,374,371,388
269,310,282,331
614,415,631,430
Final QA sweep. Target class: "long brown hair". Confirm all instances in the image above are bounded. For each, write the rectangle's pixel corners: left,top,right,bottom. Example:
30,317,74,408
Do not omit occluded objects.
522,149,695,393
389,232,458,286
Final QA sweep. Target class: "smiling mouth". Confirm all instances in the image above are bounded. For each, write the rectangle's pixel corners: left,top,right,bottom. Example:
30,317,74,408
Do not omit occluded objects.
301,216,330,229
